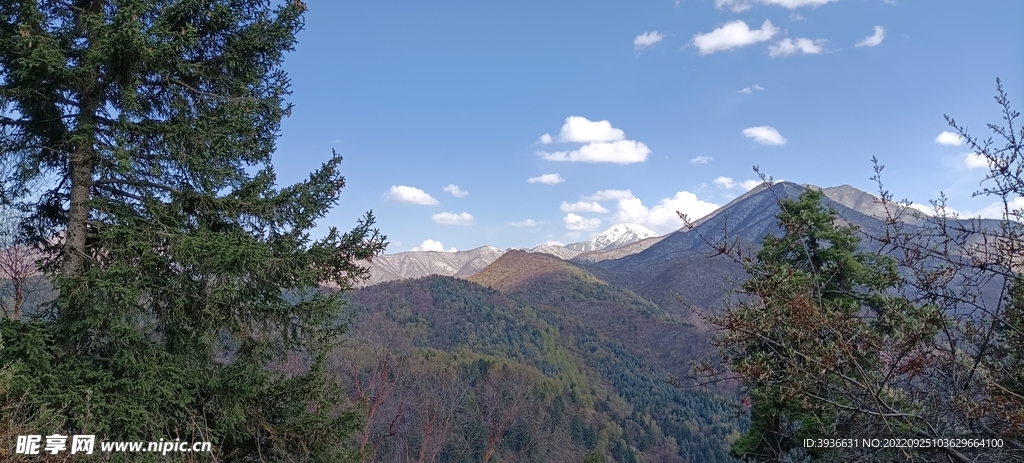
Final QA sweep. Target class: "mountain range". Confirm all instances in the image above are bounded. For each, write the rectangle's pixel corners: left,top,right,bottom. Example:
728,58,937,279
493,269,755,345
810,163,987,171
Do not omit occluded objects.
360,182,920,287
339,181,1004,461
342,182,934,462
358,222,661,286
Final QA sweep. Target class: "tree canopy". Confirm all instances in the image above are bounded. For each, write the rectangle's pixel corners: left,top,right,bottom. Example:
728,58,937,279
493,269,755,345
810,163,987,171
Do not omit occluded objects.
0,1,385,460
709,82,1024,462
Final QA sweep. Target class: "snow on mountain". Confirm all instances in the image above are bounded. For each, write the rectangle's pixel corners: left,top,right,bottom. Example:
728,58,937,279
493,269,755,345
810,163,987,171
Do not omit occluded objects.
566,223,659,252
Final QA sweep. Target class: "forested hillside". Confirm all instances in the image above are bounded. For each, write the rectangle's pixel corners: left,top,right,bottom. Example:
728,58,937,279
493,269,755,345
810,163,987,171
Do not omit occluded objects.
338,271,743,463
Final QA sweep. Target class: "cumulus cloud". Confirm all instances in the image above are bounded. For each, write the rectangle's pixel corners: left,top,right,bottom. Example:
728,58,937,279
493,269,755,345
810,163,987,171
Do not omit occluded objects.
537,116,650,164
634,31,665,50
713,177,763,190
385,185,439,205
443,184,469,198
560,201,610,213
585,189,635,201
935,131,964,146
742,179,764,190
564,213,602,231
907,203,933,215
552,116,625,143
738,84,765,94
743,126,788,145
613,191,720,233
712,177,735,188
541,140,650,164
693,20,778,55
507,219,540,227
411,239,457,252
856,26,886,47
432,212,474,226
690,156,714,164
963,152,988,169
970,197,1024,220
528,173,565,184
716,0,836,12
769,38,825,57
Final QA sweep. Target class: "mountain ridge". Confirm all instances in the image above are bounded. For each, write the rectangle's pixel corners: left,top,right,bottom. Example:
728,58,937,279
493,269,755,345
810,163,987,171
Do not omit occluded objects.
359,182,936,287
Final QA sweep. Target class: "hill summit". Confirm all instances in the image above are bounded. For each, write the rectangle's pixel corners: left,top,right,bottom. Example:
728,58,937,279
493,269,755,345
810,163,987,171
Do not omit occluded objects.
468,249,602,292
566,223,658,252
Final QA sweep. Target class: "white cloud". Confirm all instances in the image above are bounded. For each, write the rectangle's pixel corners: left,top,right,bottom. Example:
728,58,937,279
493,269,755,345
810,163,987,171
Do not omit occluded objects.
634,31,665,50
741,179,763,190
538,116,650,164
972,197,1024,220
507,219,540,227
541,140,650,164
738,84,765,94
693,20,779,55
552,116,626,143
690,156,714,164
713,177,736,188
443,184,468,198
564,213,602,231
790,13,805,20
935,131,964,146
769,38,825,57
432,212,474,226
560,201,610,214
585,189,635,201
856,26,886,47
743,126,788,145
528,173,565,184
907,203,932,215
716,0,836,12
411,239,457,252
384,185,439,205
613,191,720,233
714,176,762,190
963,152,988,169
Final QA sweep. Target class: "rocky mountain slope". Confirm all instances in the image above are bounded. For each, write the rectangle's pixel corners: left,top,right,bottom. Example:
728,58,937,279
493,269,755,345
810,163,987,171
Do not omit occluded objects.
358,183,951,288
358,245,505,287
566,223,658,252
361,224,661,286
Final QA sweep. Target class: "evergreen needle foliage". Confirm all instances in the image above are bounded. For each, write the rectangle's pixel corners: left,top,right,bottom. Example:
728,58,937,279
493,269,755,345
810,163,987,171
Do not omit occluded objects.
0,1,386,461
715,190,945,462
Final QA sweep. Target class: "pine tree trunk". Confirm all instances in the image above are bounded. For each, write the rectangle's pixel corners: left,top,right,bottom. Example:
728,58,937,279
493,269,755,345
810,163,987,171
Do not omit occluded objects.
63,2,103,280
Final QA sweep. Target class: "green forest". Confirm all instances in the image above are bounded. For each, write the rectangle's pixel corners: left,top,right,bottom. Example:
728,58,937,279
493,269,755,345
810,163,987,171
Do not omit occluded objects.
1,1,1022,462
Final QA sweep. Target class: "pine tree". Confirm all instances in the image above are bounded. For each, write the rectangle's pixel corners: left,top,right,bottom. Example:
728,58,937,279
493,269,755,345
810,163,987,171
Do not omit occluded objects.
718,190,941,462
0,1,385,460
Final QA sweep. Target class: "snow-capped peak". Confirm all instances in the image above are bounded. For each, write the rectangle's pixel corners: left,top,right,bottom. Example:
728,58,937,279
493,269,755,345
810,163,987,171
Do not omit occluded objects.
567,223,658,252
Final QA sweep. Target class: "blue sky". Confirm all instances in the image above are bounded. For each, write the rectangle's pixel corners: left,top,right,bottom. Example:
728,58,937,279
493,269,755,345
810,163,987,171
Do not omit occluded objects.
272,0,1023,253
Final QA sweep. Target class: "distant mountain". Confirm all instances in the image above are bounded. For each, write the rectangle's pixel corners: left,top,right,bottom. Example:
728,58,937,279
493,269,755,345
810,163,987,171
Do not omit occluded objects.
566,223,658,252
358,184,937,288
570,234,667,263
585,181,1000,318
468,250,603,292
358,245,504,287
526,243,584,261
817,184,929,223
586,182,885,315
525,223,660,262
